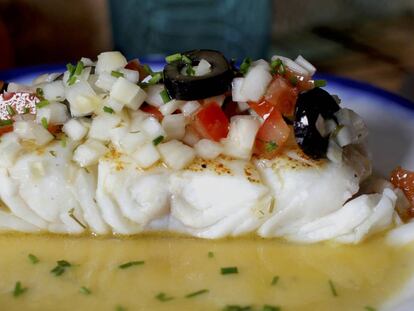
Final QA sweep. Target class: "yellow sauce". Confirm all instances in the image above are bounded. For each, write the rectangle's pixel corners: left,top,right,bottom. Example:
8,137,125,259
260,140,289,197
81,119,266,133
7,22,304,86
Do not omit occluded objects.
0,233,413,311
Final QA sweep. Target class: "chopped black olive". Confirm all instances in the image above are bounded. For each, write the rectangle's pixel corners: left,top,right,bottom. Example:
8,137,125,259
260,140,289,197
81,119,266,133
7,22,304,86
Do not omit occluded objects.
163,49,233,100
294,87,340,159
0,80,9,93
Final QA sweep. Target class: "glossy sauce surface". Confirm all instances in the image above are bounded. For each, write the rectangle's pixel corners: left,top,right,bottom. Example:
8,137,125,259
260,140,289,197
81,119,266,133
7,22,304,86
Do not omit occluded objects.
0,233,413,311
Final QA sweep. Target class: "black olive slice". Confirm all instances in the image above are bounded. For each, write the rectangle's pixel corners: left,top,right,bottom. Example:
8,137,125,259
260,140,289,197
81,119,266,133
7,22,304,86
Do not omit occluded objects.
0,81,9,93
294,87,340,159
163,49,233,100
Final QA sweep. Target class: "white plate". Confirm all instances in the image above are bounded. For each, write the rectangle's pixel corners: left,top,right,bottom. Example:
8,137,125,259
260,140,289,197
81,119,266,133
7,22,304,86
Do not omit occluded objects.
1,65,414,310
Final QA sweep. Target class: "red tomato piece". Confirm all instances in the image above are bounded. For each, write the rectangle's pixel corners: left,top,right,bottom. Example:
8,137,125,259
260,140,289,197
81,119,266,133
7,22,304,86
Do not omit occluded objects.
193,102,229,142
254,109,290,158
391,166,414,220
0,124,13,136
140,104,163,121
248,100,274,120
264,77,298,116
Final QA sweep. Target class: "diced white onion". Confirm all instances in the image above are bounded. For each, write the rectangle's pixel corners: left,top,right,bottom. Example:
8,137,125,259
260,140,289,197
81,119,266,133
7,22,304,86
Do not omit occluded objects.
231,77,248,102
159,99,181,116
181,100,201,116
295,55,316,76
327,139,342,163
95,51,127,74
80,57,95,67
145,84,165,107
129,110,150,132
7,83,35,93
0,133,22,167
141,117,165,139
335,108,368,144
120,68,139,84
132,142,160,169
182,126,201,146
222,116,261,160
106,97,125,113
162,114,186,140
194,59,211,76
14,121,54,146
110,77,146,110
63,119,88,141
89,114,121,142
324,119,338,135
237,102,250,112
315,114,328,137
95,71,117,91
73,139,108,167
194,139,223,160
240,65,272,102
65,81,101,117
109,126,129,150
36,102,69,125
334,125,353,147
158,140,195,170
120,132,147,153
271,55,309,76
43,80,65,101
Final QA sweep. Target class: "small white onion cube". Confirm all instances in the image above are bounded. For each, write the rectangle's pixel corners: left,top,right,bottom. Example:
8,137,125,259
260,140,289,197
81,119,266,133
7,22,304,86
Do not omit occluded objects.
223,116,261,160
14,121,53,146
194,139,223,160
36,102,69,125
240,65,272,102
159,99,182,116
145,84,165,107
237,102,250,112
120,68,139,83
106,97,125,113
89,114,121,141
73,139,108,167
295,55,316,76
43,80,65,101
129,110,150,132
195,59,211,76
181,100,201,116
0,133,22,167
158,140,195,170
132,142,160,168
109,126,129,150
182,126,200,146
63,119,88,141
141,117,165,139
232,77,248,102
120,132,147,153
110,77,146,110
65,81,100,117
95,51,127,74
95,71,118,91
32,124,54,146
162,114,186,140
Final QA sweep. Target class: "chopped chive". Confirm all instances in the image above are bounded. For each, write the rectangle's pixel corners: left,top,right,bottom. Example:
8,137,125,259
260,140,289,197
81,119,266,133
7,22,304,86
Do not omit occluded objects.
103,106,114,114
182,55,192,64
277,62,286,75
239,57,252,75
155,292,174,302
328,279,338,297
67,75,77,86
74,61,84,76
143,64,153,75
115,305,126,311
0,119,13,126
261,305,281,311
118,261,145,269
152,135,164,146
289,76,298,86
68,208,87,229
79,286,92,295
111,70,124,78
160,89,171,103
41,117,48,129
185,289,209,298
223,305,253,311
36,99,50,108
314,79,327,88
28,254,39,264
66,63,76,76
364,307,376,311
185,64,195,76
165,53,182,63
148,72,162,85
36,87,44,98
265,141,278,152
208,251,214,258
51,260,72,276
271,275,279,286
49,150,57,157
221,266,238,275
13,281,28,297
7,105,15,116
270,58,285,75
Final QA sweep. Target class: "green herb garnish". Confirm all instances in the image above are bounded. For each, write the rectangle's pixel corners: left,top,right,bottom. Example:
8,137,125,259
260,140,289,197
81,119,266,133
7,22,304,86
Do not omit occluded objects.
182,55,192,65
152,135,164,146
67,75,77,86
51,260,72,276
289,76,298,86
118,261,145,269
0,119,13,127
208,251,214,258
74,60,84,75
165,53,182,63
185,289,209,298
223,305,252,311
80,286,92,295
314,79,327,88
28,254,39,264
111,70,124,78
36,99,50,109
160,89,171,104
36,87,44,98
148,72,162,85
328,279,338,297
185,64,195,76
155,292,174,302
270,58,282,74
221,266,238,275
49,150,57,157
103,106,114,114
265,141,277,152
239,57,252,75
261,305,281,311
68,208,87,229
66,63,76,76
143,64,153,75
41,117,48,129
271,276,279,286
7,105,15,116
13,281,27,297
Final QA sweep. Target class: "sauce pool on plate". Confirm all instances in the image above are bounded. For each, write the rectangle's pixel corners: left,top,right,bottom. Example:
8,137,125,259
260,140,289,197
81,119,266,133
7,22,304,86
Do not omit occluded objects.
0,233,413,311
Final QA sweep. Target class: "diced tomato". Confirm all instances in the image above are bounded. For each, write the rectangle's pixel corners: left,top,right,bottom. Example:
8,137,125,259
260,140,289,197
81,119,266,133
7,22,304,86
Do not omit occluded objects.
254,109,290,158
48,124,62,135
263,77,298,116
140,104,163,121
0,124,13,136
125,59,150,81
391,166,414,220
193,102,229,142
222,99,248,119
249,100,274,120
